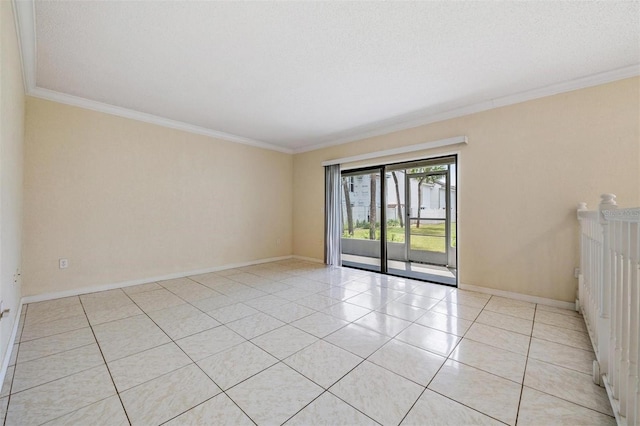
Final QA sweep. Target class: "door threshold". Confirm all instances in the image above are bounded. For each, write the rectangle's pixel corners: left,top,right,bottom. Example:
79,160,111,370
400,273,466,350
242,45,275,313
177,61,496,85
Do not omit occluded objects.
341,262,457,287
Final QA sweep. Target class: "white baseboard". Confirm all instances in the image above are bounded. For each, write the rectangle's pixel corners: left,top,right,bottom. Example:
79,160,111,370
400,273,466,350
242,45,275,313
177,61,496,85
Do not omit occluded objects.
459,282,576,310
0,303,24,393
21,255,294,304
292,255,324,264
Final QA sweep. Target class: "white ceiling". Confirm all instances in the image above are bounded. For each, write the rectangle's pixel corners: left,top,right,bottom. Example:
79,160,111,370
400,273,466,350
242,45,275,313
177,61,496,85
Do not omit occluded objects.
16,1,640,153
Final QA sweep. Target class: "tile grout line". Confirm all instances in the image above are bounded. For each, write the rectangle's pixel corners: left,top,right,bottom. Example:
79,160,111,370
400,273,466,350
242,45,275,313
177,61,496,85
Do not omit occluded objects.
271,323,378,424
397,294,509,426
516,360,617,418
356,301,444,426
10,341,96,369
6,359,106,397
242,267,473,424
280,351,375,425
525,343,600,375
513,301,536,425
187,269,378,424
78,295,134,426
424,297,503,415
12,297,134,425
124,297,218,418
219,298,373,417
208,264,349,426
522,304,615,419
529,328,592,351
305,282,480,425
514,303,611,421
98,289,225,393
420,304,510,426
2,305,27,426
155,393,258,426
121,289,260,426
18,311,90,343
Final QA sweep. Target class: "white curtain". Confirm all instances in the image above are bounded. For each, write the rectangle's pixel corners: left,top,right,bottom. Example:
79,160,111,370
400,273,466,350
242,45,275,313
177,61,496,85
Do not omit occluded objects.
324,164,342,266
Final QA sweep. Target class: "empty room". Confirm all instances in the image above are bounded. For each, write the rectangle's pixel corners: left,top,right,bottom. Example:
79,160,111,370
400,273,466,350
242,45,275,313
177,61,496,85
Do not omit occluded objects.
1,1,639,425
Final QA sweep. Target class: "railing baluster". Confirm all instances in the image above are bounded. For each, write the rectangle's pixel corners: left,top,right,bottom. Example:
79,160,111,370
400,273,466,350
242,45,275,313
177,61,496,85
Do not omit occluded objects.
620,220,630,415
600,194,617,385
613,219,621,397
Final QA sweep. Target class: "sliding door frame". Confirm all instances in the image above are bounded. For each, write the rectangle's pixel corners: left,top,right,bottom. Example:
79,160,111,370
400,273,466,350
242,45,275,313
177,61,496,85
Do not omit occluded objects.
339,154,458,285
404,169,450,265
340,166,387,273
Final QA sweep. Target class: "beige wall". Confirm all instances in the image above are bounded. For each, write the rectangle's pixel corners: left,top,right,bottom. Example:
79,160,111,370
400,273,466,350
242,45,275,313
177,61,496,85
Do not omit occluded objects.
16,70,640,304
293,77,640,302
1,0,25,367
22,98,293,297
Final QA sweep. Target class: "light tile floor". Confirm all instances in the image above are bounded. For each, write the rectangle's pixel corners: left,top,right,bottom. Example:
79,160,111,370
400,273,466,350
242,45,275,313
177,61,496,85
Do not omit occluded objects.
2,260,615,425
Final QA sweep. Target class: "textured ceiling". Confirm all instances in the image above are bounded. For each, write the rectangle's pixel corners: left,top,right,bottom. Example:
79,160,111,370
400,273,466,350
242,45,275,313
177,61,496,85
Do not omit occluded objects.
30,1,640,151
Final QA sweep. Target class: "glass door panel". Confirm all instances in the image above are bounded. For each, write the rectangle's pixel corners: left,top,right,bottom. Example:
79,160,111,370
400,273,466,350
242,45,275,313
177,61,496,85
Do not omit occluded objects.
407,173,448,266
340,168,383,272
449,163,457,268
385,170,407,264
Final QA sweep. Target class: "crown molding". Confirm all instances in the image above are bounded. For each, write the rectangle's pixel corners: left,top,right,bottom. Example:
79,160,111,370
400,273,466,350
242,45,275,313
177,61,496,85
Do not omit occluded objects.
294,64,640,154
28,87,294,154
14,0,639,156
12,0,36,91
12,0,293,155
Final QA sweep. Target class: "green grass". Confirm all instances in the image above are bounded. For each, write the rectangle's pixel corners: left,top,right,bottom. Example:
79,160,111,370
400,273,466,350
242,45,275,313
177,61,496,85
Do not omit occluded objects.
343,223,456,253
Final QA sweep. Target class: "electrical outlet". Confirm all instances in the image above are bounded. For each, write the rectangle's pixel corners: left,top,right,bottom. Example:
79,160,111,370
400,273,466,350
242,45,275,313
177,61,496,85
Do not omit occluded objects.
276,238,281,246
59,258,69,269
574,267,580,278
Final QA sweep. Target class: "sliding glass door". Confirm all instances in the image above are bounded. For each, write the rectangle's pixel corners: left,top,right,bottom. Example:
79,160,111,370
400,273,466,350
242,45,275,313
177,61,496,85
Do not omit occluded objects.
340,156,457,286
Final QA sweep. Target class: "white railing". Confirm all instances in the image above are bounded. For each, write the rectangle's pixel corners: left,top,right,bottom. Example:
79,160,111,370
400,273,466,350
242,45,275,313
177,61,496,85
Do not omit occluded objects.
578,194,640,426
